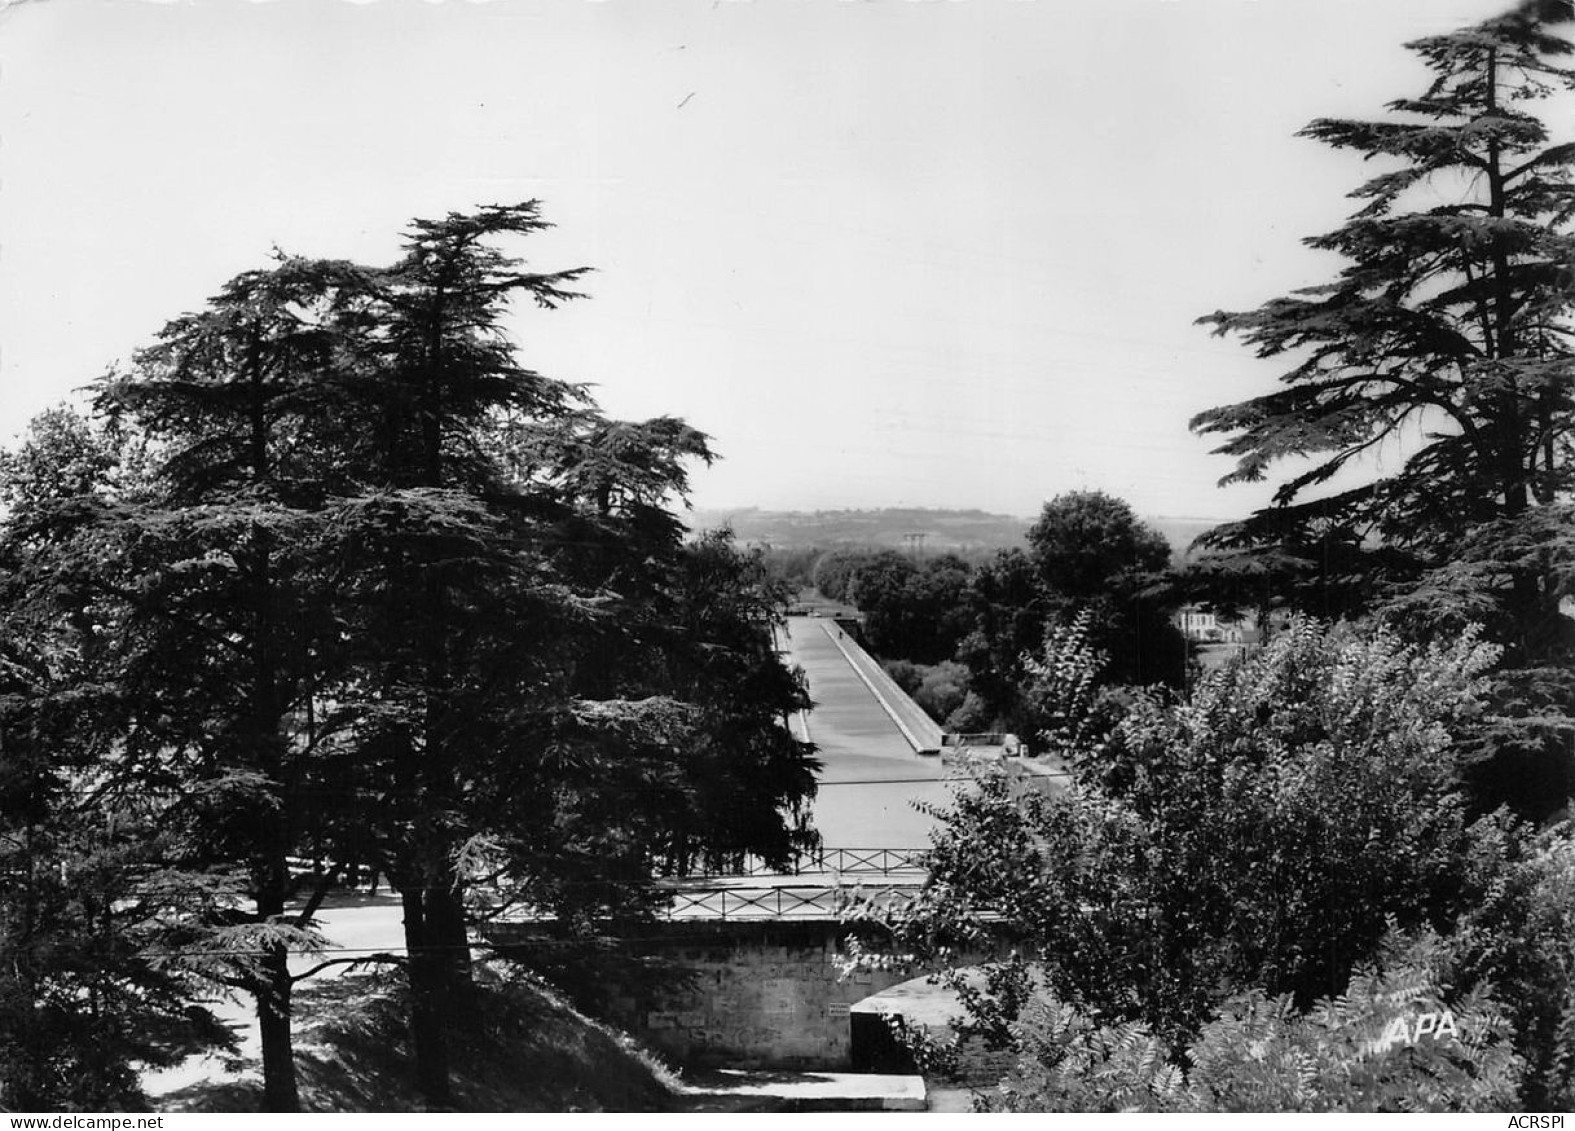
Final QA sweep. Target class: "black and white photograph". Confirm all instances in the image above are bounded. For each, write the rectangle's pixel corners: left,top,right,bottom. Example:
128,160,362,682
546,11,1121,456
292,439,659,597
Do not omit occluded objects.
1,0,1572,1117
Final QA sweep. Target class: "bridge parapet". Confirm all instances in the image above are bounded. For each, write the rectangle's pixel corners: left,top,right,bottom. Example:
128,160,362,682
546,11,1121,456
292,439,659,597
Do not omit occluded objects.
652,845,929,922
685,846,927,880
485,855,1009,1072
815,619,945,753
658,880,922,922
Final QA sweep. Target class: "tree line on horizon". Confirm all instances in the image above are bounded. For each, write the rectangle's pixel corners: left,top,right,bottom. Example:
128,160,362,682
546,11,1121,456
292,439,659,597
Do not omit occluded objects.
797,489,1188,743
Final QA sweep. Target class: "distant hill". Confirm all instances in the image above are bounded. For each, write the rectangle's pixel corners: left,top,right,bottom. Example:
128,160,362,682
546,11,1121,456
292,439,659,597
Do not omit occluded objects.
688,508,1232,559
1147,516,1230,558
688,507,1028,553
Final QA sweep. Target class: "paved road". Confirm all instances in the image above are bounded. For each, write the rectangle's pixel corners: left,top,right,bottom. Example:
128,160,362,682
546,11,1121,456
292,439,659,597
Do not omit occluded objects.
144,896,408,1099
778,616,964,849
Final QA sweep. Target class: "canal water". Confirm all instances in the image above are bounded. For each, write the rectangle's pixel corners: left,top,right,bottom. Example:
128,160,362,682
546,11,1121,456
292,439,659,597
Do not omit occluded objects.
777,616,965,851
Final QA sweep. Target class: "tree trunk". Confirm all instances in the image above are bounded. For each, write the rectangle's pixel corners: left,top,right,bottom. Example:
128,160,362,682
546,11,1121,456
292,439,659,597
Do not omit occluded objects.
247,528,300,1112
256,946,299,1112
425,879,478,1024
254,872,300,1113
401,886,453,1108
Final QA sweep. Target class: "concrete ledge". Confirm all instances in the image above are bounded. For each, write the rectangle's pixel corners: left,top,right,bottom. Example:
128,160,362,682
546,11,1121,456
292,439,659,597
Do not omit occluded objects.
682,1069,927,1112
818,621,945,751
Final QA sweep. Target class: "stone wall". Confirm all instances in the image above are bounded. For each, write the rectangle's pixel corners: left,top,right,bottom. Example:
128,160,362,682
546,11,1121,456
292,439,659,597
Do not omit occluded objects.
598,920,918,1069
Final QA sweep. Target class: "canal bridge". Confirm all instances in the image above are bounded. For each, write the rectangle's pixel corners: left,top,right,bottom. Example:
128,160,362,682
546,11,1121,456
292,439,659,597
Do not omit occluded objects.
482,618,952,1070
490,618,990,1070
151,619,1014,1099
521,616,1047,1070
495,849,944,1070
396,617,1024,1072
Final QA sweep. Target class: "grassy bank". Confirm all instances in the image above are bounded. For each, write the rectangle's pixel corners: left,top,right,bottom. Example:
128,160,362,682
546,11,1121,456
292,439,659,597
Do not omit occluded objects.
156,969,684,1113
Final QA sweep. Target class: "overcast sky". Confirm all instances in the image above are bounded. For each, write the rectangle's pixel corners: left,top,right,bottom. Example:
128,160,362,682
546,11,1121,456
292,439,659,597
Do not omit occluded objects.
0,0,1519,520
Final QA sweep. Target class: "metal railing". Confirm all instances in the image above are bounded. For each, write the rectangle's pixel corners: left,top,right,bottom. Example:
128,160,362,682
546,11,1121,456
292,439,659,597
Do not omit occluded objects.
660,881,921,922
687,846,927,878
799,846,927,875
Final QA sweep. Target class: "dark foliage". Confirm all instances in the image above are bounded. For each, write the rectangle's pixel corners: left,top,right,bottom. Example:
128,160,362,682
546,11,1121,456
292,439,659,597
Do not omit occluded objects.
1193,0,1575,817
0,203,818,1110
862,619,1565,1110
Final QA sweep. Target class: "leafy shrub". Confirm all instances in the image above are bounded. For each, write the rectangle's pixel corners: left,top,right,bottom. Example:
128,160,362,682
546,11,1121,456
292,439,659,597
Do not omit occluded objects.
914,661,971,724
1019,608,1126,760
878,620,1504,1046
882,659,972,724
854,613,1575,1112
882,659,923,695
986,934,1521,1112
944,690,994,733
1446,824,1575,1109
